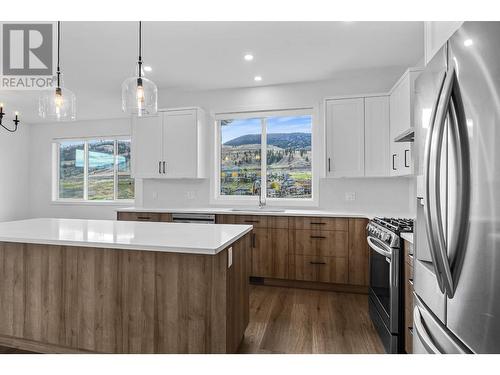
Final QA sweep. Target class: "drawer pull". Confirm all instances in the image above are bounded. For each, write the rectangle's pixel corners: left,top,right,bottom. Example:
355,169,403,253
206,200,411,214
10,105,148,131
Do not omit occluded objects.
310,222,326,225
137,216,152,220
310,261,326,265
244,220,260,223
310,235,327,239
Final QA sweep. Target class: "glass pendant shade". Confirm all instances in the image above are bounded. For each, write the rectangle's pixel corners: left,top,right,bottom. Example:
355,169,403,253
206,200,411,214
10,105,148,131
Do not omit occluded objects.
121,74,158,116
38,78,76,121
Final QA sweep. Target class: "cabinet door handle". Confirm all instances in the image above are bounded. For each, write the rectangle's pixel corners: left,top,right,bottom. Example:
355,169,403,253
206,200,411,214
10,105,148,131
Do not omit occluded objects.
310,235,327,239
310,261,326,265
163,161,166,174
404,149,410,168
328,157,331,172
159,161,162,174
392,154,397,170
252,233,256,248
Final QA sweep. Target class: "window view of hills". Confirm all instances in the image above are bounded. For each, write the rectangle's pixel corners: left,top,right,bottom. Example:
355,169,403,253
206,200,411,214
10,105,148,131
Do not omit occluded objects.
220,115,312,199
58,139,134,200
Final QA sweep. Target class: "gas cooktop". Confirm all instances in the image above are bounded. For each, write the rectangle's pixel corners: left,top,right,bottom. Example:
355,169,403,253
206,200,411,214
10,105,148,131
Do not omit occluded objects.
372,217,414,233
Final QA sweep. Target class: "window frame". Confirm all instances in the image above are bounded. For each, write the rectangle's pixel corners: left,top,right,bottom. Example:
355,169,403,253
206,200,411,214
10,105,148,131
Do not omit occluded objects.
213,107,318,207
52,135,135,204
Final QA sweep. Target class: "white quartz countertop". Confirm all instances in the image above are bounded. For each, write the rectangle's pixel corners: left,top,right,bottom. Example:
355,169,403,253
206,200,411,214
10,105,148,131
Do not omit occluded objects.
116,207,411,219
0,218,253,255
401,232,414,244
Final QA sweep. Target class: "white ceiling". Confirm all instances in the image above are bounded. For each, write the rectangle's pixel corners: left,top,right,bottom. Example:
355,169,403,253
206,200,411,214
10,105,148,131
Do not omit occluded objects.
0,21,424,123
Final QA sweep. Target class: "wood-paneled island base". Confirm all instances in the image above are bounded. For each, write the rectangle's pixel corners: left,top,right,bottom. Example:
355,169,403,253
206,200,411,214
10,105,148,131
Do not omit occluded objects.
0,234,251,353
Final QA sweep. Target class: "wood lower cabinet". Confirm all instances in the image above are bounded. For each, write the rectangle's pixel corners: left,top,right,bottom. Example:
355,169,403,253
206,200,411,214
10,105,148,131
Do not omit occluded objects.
119,212,369,289
292,229,348,257
348,218,369,286
404,240,414,354
289,255,348,284
252,228,289,279
290,216,348,231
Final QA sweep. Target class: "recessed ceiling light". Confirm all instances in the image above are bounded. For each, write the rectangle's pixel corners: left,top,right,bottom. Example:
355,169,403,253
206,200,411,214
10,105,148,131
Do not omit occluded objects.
464,39,473,47
244,54,254,61
144,65,152,72
254,76,262,82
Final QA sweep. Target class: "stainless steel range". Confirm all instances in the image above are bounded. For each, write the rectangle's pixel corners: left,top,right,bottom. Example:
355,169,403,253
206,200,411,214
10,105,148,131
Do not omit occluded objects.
366,217,413,353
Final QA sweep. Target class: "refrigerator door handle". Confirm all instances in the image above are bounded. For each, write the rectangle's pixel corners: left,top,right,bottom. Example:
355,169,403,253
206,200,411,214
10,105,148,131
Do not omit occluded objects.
413,306,441,354
423,70,447,293
429,67,457,297
442,70,471,298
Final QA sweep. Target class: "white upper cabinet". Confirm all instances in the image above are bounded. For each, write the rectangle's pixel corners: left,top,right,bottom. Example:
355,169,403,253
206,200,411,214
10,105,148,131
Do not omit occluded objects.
131,114,163,178
131,107,207,179
364,96,390,177
326,98,365,177
389,68,422,176
325,95,390,178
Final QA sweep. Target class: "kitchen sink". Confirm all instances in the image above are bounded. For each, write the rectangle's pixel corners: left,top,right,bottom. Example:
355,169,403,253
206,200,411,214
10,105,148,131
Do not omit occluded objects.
230,208,286,213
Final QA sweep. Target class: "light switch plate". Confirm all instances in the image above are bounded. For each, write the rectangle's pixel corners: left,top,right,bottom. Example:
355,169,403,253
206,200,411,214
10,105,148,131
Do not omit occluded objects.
228,247,233,268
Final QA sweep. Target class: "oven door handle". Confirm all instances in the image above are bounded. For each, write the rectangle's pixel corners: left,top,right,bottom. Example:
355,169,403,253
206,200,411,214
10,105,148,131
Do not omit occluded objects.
367,236,393,259
368,235,398,288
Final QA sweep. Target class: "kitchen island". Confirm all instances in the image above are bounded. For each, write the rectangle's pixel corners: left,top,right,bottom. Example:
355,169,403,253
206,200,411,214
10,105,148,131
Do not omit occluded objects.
0,218,252,354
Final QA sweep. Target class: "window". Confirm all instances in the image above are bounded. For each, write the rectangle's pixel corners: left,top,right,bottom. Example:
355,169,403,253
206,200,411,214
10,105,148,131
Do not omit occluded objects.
55,137,134,202
218,109,313,201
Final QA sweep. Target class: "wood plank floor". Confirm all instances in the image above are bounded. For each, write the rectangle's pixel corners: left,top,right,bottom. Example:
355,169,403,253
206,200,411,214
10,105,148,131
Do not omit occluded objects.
238,285,384,354
0,285,384,354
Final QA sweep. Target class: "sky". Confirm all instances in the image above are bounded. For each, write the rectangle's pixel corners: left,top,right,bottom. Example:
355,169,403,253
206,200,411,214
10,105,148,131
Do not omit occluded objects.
221,115,312,144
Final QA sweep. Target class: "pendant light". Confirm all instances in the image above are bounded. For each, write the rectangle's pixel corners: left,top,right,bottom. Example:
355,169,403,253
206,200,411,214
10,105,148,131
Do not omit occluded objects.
121,21,158,116
39,21,76,121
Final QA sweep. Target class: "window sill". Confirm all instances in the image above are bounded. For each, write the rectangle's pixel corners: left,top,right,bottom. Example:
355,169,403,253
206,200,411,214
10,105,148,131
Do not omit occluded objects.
51,200,135,207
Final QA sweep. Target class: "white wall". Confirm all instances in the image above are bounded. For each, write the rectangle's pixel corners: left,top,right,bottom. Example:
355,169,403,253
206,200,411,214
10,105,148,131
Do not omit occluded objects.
25,67,415,220
28,118,134,220
0,124,30,221
142,66,413,216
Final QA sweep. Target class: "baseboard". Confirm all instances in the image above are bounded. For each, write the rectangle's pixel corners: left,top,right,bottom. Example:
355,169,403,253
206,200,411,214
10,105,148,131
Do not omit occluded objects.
251,277,369,294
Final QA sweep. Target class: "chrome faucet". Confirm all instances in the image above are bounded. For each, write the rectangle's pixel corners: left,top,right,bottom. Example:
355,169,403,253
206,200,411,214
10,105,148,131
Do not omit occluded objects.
258,190,266,208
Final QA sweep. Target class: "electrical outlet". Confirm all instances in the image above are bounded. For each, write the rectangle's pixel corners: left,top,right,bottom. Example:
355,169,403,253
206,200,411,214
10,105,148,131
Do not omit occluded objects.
228,247,233,268
185,191,196,200
345,192,356,201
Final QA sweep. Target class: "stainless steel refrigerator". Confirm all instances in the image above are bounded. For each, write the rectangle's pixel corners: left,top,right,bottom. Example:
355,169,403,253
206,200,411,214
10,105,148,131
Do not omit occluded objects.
414,21,500,354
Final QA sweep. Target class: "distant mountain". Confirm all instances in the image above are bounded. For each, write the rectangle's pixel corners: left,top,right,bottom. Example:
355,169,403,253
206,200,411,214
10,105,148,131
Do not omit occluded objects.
224,132,311,149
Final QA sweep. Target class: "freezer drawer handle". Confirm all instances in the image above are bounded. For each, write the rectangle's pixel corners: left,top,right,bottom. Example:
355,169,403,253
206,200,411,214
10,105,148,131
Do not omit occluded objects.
413,306,441,354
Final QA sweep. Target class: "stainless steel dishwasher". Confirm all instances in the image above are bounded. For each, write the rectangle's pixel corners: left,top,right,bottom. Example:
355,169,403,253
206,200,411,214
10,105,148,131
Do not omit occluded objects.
171,213,216,224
